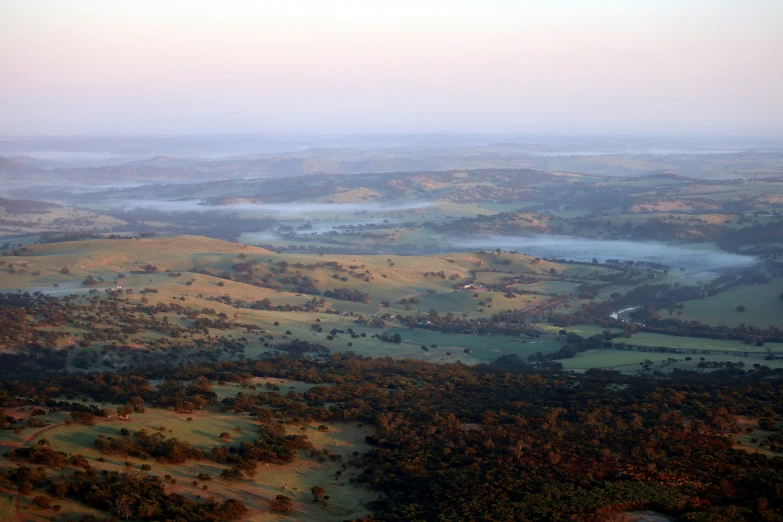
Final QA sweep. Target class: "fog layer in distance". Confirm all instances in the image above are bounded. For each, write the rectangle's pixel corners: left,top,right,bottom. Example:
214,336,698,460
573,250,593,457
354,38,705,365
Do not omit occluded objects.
451,235,756,274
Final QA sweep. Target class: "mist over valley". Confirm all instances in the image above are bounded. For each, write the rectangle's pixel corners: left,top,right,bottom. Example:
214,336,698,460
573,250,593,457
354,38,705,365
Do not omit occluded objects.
2,2,783,521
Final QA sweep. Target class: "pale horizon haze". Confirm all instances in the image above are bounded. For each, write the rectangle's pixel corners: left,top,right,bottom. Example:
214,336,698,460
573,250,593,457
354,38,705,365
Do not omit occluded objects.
1,0,782,137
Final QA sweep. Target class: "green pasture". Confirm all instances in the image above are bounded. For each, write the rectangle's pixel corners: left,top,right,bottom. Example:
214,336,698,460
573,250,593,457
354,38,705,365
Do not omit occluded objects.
561,349,781,373
544,298,590,316
393,289,542,318
382,327,560,363
30,410,260,456
673,282,783,328
541,323,783,353
560,350,676,370
593,285,635,301
515,280,582,295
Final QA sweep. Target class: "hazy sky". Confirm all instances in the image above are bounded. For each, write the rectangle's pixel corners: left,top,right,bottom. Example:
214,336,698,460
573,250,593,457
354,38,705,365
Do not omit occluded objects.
2,0,782,136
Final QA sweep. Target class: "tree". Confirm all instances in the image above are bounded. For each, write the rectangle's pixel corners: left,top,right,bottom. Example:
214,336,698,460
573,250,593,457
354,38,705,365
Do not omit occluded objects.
137,500,162,518
109,495,134,520
32,495,51,508
60,266,70,275
239,459,258,478
130,396,144,411
271,495,293,513
117,405,133,420
301,484,325,504
71,411,95,425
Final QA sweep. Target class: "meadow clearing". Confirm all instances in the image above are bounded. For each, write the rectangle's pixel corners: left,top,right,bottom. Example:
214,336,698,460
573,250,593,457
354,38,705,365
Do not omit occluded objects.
0,387,377,521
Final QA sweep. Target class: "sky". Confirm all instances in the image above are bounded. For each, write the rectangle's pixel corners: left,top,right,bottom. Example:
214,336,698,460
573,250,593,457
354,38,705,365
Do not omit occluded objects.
1,0,782,137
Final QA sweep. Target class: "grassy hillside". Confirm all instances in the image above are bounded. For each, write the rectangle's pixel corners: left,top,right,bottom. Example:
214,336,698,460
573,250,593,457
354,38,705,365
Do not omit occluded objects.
2,236,612,368
1,234,779,376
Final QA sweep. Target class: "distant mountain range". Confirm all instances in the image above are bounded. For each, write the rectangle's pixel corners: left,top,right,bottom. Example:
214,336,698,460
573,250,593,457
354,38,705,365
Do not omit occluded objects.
121,155,205,168
2,146,783,188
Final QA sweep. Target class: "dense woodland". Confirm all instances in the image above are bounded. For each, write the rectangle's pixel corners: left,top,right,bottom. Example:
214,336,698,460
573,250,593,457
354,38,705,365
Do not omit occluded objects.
1,353,782,521
0,291,261,377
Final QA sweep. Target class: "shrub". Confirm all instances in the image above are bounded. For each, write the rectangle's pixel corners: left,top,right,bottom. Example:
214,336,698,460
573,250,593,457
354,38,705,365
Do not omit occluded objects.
271,495,293,513
33,495,51,508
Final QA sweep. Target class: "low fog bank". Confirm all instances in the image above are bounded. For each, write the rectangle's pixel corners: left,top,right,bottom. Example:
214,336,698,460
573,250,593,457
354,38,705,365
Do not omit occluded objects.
112,199,433,217
57,183,153,195
4,133,777,170
451,235,757,274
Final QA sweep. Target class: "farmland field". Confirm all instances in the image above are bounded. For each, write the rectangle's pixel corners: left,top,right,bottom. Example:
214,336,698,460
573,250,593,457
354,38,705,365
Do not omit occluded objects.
670,282,783,328
540,323,783,353
559,349,677,370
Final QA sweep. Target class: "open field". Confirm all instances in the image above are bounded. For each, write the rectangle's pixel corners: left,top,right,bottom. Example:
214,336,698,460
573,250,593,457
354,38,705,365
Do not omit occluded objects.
559,349,677,370
382,326,560,363
540,323,783,353
213,378,324,399
671,282,783,328
0,235,591,291
731,416,783,457
560,349,783,374
512,280,582,295
0,199,128,237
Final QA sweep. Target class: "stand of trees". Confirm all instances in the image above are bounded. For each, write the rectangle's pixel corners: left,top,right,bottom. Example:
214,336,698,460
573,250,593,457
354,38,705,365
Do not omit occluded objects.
2,354,783,521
